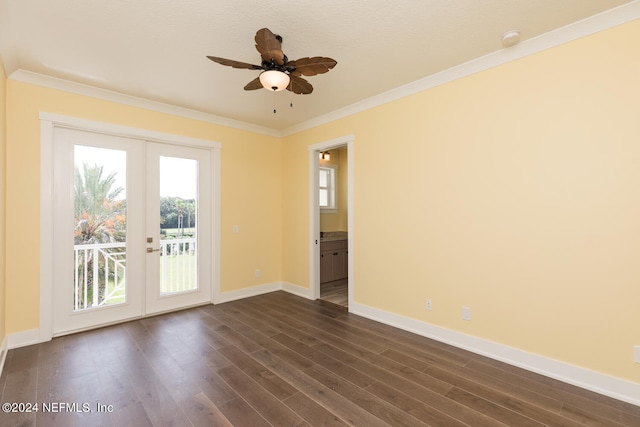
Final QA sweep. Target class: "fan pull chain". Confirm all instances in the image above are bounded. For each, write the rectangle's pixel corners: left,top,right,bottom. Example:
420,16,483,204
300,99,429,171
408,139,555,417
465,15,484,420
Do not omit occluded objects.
273,90,277,114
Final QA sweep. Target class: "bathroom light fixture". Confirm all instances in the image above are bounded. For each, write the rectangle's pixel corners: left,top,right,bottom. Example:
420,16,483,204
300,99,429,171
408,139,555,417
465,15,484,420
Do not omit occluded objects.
259,70,290,91
319,151,330,161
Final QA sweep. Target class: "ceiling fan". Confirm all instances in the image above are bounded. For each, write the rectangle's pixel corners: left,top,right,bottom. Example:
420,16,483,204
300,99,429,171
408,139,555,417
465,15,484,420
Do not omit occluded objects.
207,28,337,95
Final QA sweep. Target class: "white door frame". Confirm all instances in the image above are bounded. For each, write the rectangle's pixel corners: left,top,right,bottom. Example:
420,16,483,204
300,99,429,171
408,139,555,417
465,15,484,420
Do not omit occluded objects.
51,127,146,334
40,112,221,341
308,135,354,309
144,142,212,315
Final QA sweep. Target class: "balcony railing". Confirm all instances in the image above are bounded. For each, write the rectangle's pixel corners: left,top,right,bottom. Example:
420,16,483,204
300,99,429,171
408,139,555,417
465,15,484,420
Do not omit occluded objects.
73,237,197,311
158,238,197,294
74,242,126,311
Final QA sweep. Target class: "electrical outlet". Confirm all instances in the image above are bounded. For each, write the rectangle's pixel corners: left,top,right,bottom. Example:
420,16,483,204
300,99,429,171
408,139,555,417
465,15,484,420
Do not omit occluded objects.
426,299,433,311
634,345,640,364
255,269,261,278
462,307,471,321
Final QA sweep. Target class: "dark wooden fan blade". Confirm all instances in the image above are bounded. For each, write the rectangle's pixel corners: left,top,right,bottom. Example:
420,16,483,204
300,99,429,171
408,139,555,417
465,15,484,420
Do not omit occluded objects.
207,56,262,70
244,77,263,91
287,75,313,94
255,28,285,65
288,57,337,76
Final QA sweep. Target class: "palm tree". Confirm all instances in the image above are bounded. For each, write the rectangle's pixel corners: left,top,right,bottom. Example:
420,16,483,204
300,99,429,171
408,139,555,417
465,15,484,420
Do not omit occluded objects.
74,163,125,307
74,163,125,244
185,200,196,232
175,199,184,236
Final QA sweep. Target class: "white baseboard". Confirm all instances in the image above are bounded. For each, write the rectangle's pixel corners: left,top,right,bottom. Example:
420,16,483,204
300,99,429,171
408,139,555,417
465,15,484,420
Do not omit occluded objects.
281,281,314,300
217,282,283,304
0,335,8,378
9,284,635,407
351,301,640,407
217,281,314,304
7,328,41,349
5,282,308,351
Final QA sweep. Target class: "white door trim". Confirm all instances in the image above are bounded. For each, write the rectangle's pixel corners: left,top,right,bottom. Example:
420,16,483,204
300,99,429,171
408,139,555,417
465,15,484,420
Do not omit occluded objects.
308,135,354,308
40,112,221,341
144,142,212,314
52,128,146,334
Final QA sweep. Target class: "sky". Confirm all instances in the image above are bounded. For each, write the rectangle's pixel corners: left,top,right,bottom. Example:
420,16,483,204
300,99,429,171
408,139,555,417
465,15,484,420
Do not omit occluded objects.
74,145,198,200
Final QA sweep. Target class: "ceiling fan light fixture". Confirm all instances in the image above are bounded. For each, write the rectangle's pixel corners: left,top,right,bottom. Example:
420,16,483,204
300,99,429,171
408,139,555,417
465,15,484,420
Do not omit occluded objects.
259,70,290,91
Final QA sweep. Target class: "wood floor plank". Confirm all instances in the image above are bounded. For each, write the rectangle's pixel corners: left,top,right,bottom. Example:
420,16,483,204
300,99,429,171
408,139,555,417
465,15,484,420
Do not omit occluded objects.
215,397,271,427
422,360,591,427
283,391,351,427
333,310,478,363
127,369,192,427
251,349,391,427
364,380,492,427
111,401,154,427
310,338,504,427
447,359,566,413
259,301,393,354
445,386,547,427
175,359,239,407
464,358,635,425
304,364,431,427
4,345,39,374
216,364,308,426
271,332,376,388
201,305,291,355
320,280,348,307
181,391,233,427
216,345,300,401
0,367,38,427
1,291,637,426
560,403,629,427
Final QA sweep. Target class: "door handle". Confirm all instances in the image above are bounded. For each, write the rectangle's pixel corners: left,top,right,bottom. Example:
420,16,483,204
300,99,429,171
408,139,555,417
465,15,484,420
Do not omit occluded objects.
146,247,161,253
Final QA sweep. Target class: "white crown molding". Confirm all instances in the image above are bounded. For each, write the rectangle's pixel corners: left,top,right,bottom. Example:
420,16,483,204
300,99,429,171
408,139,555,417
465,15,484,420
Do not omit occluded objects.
351,301,640,407
38,112,222,149
6,1,640,139
9,69,282,138
281,0,640,136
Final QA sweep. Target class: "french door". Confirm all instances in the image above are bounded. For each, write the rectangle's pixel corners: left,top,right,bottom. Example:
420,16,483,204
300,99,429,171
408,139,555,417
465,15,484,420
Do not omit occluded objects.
52,127,212,335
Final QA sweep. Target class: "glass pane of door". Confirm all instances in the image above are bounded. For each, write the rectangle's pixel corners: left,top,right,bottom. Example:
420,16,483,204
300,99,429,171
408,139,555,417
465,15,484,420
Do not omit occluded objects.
159,156,198,295
145,142,211,315
73,145,128,310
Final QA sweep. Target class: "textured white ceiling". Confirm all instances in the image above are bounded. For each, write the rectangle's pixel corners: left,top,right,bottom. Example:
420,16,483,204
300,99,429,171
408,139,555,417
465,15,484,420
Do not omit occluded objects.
0,0,633,131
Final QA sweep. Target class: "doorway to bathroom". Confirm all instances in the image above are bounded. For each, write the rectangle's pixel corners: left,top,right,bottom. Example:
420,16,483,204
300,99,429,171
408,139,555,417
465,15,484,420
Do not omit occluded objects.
309,136,354,309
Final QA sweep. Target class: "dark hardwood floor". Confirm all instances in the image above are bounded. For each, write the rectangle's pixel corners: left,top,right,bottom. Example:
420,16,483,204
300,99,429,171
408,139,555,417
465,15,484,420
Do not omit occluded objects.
320,279,348,308
1,291,638,426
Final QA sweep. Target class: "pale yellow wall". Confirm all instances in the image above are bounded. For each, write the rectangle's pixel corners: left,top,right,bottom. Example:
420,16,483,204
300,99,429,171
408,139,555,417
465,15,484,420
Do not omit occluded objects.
282,20,640,382
5,80,282,334
0,56,7,346
320,148,348,232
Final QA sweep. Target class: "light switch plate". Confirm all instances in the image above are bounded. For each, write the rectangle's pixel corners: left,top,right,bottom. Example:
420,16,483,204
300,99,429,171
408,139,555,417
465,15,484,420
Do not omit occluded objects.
634,345,640,363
